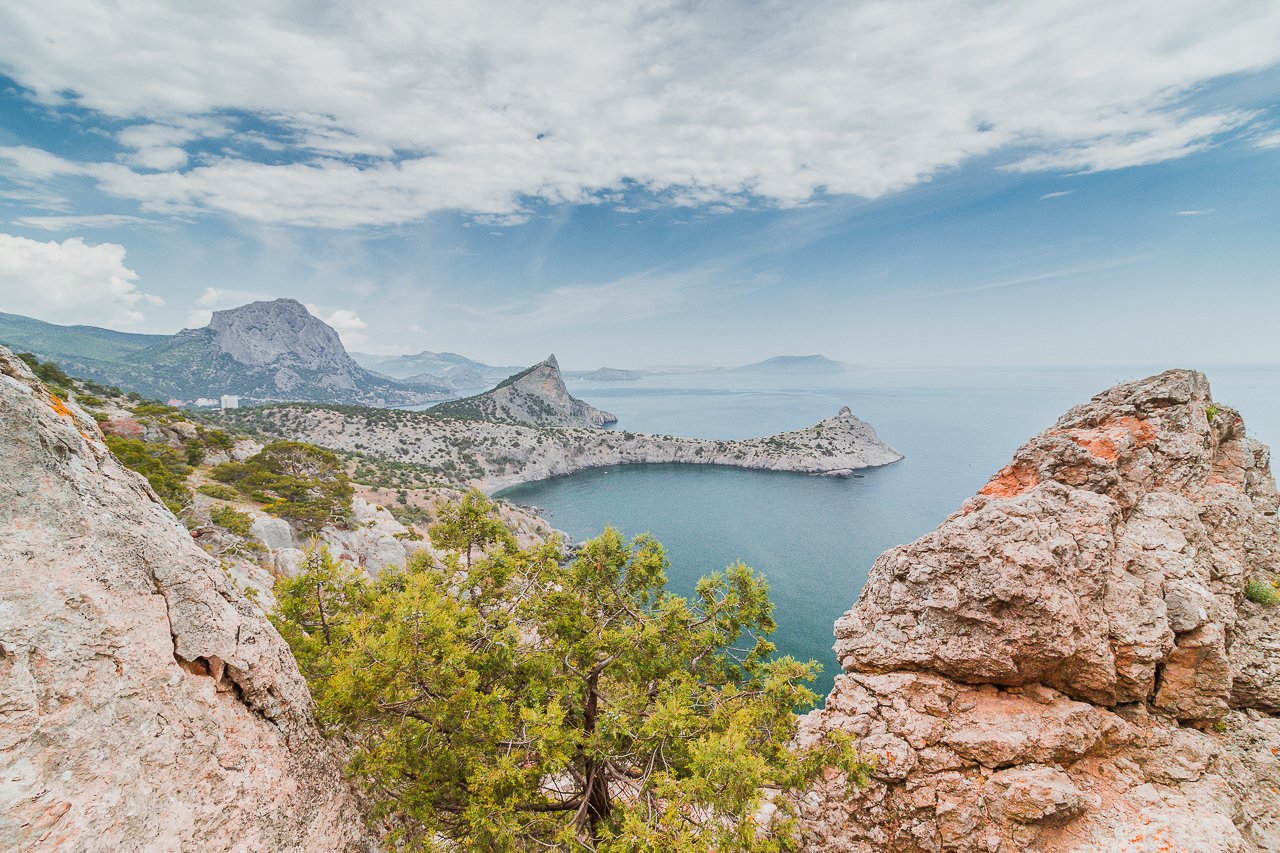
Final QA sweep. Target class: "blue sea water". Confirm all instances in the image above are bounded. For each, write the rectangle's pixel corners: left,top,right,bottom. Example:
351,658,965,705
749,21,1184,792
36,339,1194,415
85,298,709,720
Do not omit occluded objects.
497,366,1280,700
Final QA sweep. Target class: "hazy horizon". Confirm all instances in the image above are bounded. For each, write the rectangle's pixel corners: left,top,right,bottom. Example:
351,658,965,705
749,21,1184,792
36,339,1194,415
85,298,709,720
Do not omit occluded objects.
2,2,1279,369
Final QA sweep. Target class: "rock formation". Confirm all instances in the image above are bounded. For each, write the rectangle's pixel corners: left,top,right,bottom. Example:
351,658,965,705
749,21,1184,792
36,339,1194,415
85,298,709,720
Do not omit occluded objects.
0,346,369,851
222,402,903,492
797,369,1280,852
429,354,619,428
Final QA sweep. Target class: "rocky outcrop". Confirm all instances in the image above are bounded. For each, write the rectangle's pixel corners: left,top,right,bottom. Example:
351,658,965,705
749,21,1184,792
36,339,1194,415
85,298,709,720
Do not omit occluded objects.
0,347,369,851
798,370,1280,852
430,354,618,428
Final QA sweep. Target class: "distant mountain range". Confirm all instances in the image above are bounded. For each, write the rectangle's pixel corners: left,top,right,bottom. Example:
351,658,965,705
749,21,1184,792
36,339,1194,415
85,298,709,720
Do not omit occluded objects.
351,350,519,390
0,300,448,406
1,300,854,409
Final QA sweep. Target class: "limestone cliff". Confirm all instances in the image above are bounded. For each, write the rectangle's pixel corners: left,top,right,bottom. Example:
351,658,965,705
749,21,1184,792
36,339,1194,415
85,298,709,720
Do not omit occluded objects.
797,369,1280,852
429,354,618,428
0,346,369,851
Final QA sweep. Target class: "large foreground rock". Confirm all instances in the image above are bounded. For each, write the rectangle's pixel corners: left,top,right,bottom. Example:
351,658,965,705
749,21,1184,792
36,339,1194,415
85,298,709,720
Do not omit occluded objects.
800,370,1280,851
0,347,368,851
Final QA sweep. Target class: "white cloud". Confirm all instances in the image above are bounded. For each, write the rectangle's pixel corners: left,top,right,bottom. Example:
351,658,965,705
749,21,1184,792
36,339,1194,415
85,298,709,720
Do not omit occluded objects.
1040,191,1074,200
1176,209,1209,216
0,2,1277,226
0,233,160,325
186,286,272,326
1254,130,1280,149
12,214,157,230
307,305,369,348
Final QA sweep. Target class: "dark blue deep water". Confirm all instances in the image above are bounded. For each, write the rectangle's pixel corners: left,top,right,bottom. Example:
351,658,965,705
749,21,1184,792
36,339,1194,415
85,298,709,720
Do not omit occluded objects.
498,367,1280,699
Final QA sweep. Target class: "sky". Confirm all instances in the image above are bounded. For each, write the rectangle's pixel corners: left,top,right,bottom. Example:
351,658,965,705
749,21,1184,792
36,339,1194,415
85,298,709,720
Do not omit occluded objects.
0,0,1278,369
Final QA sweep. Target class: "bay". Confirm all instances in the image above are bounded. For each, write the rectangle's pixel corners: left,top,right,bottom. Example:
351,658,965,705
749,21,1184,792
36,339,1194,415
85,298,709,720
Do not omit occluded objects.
497,366,1280,700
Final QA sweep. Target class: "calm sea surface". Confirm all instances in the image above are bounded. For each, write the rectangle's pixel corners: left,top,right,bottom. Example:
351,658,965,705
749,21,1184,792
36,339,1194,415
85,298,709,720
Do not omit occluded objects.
497,366,1280,700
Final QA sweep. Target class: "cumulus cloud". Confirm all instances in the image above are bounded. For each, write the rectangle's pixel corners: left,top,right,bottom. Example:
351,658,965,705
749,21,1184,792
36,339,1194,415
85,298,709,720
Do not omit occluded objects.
186,286,272,327
0,232,160,324
0,1,1277,226
308,305,369,348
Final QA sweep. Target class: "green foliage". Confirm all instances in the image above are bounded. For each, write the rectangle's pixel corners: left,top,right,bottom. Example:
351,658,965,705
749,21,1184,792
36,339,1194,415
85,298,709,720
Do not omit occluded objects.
209,440,353,533
104,434,192,515
274,498,867,851
198,482,240,501
210,504,254,538
185,441,207,466
1244,578,1280,607
16,352,71,388
428,488,516,567
1206,404,1220,422
200,427,235,450
271,548,371,697
132,401,181,421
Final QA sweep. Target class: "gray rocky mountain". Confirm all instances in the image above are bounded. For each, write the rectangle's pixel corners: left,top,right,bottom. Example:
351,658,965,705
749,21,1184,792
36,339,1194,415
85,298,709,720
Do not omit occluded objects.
796,369,1280,852
0,346,370,851
429,354,619,428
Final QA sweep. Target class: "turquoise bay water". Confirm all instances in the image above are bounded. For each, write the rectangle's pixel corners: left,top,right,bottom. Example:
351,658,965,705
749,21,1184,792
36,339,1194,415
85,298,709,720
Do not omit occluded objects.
498,366,1280,699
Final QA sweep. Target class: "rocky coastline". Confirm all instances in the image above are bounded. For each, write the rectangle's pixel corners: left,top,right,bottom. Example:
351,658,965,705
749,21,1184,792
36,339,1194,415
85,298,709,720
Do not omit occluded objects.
218,401,905,492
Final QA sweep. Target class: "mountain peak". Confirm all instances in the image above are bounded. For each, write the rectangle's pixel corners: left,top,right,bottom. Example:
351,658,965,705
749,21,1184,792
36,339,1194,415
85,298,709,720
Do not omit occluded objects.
431,355,617,428
205,300,345,369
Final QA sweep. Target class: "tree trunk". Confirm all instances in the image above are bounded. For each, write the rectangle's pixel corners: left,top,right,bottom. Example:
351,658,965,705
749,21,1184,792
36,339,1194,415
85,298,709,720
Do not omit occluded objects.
582,669,611,843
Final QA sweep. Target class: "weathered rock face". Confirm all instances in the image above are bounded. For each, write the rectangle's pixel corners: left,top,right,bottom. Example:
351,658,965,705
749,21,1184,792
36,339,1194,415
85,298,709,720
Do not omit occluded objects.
0,347,369,851
430,354,618,428
800,370,1280,852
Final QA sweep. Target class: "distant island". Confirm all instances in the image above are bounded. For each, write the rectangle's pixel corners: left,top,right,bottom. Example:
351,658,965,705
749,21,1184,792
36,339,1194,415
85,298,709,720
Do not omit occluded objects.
569,367,643,381
722,355,849,374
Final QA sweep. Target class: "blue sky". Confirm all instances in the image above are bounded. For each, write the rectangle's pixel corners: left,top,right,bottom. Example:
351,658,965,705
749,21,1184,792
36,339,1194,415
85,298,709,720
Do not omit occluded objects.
0,1,1278,368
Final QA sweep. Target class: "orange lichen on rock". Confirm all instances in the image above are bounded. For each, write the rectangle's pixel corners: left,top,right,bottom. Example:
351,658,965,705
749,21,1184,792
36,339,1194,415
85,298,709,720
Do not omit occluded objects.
47,393,75,420
1054,416,1157,462
978,461,1041,498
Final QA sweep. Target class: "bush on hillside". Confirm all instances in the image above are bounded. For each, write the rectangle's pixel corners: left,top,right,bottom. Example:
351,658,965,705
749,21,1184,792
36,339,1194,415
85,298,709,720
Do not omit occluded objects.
104,435,193,515
210,440,352,533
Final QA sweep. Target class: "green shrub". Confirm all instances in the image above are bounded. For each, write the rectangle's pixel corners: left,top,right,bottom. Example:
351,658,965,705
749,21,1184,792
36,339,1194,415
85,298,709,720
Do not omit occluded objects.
184,442,207,466
198,483,240,501
15,353,71,388
104,435,192,515
210,504,255,538
1206,404,1220,422
1244,578,1280,606
209,440,352,533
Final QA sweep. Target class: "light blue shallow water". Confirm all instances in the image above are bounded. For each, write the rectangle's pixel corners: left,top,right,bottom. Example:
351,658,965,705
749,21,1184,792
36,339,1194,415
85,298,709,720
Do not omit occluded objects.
498,366,1280,700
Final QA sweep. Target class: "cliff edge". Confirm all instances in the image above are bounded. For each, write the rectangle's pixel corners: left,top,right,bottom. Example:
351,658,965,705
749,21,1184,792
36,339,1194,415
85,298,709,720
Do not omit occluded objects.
0,347,368,851
798,369,1280,852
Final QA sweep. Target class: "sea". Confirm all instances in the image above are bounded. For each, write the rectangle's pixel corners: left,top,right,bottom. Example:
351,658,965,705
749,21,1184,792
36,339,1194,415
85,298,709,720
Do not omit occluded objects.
497,366,1280,700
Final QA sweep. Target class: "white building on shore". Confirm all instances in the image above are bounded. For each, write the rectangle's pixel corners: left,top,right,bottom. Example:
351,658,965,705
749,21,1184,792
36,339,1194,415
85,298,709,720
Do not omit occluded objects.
219,395,240,410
